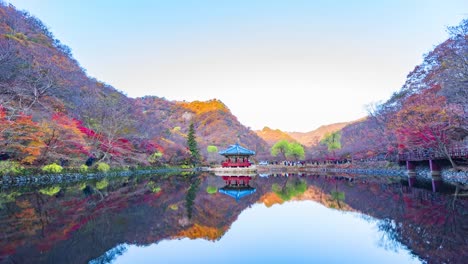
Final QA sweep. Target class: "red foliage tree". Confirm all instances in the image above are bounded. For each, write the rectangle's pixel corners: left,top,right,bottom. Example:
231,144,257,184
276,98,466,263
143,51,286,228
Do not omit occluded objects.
389,85,464,167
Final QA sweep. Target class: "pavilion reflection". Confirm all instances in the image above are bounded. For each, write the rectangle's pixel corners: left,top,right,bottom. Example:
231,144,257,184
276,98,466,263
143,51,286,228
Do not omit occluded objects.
218,176,256,202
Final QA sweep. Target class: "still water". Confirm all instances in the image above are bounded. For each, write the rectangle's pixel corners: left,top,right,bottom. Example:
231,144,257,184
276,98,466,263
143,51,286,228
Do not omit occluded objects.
0,172,467,263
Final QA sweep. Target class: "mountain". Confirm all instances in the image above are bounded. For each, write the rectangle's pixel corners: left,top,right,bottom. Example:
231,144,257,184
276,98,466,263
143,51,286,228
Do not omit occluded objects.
255,121,355,148
288,121,355,147
135,97,270,163
255,126,297,146
0,3,269,167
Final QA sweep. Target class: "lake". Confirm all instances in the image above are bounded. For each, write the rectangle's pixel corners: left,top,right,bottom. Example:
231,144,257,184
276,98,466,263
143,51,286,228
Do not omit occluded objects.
0,172,466,263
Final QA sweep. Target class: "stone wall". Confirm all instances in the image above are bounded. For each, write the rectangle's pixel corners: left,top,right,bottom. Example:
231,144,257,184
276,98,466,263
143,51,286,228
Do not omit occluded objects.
0,168,181,188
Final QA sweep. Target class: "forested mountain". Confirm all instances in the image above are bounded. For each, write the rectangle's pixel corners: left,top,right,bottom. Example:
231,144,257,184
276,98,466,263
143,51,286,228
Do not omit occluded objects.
256,122,353,148
287,121,354,147
309,19,468,165
255,126,297,146
1,2,466,169
134,98,269,163
0,3,269,167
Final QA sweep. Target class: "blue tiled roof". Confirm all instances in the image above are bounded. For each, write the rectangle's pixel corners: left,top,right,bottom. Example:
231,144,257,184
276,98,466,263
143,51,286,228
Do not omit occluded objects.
219,187,256,201
219,143,255,156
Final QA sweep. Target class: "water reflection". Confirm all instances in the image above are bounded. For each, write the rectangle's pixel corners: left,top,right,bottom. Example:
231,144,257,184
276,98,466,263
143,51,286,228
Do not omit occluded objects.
218,176,256,201
0,172,466,264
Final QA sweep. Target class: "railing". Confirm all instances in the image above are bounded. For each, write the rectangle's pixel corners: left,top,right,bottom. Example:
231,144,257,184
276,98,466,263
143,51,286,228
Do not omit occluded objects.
221,161,252,168
398,145,468,161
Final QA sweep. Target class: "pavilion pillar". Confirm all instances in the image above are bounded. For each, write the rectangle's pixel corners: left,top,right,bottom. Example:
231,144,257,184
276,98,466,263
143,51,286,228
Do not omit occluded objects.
429,160,442,192
429,160,441,177
406,161,416,187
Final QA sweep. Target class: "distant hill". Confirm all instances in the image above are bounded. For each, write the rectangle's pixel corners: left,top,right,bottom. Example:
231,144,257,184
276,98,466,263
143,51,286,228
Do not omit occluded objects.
288,121,357,147
255,127,297,146
255,121,355,148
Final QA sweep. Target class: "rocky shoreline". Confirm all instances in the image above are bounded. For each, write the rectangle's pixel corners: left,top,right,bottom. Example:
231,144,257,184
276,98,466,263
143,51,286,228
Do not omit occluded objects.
0,168,182,188
258,165,468,185
2,165,467,188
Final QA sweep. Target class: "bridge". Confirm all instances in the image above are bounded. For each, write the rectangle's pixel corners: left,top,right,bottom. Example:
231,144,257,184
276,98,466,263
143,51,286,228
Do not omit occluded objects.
398,144,467,191
398,145,468,161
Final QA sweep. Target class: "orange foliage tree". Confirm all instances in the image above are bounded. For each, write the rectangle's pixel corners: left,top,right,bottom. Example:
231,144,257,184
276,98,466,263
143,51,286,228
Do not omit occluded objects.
39,113,89,165
0,107,44,164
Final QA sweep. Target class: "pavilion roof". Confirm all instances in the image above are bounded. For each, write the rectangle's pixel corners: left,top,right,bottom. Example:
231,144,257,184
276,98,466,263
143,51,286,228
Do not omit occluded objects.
219,187,256,201
219,143,255,156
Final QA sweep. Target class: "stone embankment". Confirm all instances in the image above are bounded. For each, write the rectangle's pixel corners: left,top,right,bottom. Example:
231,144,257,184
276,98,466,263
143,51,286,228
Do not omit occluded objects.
2,166,467,187
302,167,467,184
258,165,468,185
0,168,181,188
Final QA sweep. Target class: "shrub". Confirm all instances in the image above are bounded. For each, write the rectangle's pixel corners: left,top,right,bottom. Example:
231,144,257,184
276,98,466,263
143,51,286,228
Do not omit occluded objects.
42,163,63,173
331,191,345,201
180,171,194,177
271,183,282,193
206,186,217,194
39,186,61,196
146,181,161,193
96,162,110,172
0,161,24,175
96,179,109,190
79,164,88,173
78,182,87,190
147,151,163,164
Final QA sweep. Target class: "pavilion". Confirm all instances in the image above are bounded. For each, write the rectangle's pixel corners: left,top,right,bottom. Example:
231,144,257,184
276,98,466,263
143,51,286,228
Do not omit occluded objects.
219,143,255,168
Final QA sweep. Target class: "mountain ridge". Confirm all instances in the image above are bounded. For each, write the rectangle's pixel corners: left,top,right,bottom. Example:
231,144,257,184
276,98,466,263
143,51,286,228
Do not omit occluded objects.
255,120,358,147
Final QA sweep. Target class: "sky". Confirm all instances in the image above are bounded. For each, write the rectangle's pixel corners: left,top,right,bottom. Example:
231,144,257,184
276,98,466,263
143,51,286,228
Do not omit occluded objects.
5,0,468,132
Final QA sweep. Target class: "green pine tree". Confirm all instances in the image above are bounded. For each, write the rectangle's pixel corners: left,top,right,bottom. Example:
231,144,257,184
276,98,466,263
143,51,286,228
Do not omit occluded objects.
187,123,201,166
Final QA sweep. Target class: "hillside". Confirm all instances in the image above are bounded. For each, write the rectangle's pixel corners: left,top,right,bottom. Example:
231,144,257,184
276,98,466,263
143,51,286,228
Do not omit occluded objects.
288,121,354,147
135,98,270,163
308,19,468,163
255,121,354,148
255,127,297,146
0,3,269,167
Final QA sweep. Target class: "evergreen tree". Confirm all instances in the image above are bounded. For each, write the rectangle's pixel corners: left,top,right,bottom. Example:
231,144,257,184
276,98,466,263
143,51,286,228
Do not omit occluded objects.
187,123,201,166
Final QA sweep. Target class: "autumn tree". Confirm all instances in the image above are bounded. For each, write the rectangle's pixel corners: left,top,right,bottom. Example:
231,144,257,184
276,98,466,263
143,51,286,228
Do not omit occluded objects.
433,19,468,114
77,88,136,164
0,108,44,164
389,86,463,168
38,113,89,165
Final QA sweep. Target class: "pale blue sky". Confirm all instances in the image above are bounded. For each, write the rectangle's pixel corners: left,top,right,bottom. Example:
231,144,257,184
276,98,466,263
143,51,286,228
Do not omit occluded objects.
6,0,468,131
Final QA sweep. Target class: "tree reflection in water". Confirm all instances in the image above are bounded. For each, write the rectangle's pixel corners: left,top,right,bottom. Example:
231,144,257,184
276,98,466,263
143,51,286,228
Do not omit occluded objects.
0,172,466,263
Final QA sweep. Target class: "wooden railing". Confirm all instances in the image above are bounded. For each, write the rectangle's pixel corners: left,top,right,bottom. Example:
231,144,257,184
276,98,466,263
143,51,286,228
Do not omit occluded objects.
221,161,252,168
398,145,468,161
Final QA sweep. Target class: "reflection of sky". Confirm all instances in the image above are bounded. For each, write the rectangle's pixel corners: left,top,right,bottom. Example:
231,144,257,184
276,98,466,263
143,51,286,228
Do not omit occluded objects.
114,201,421,264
